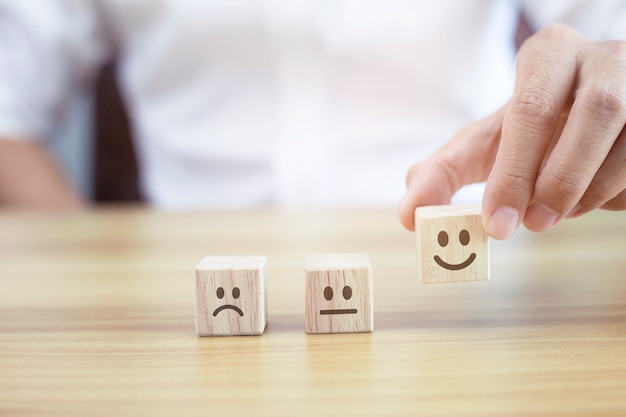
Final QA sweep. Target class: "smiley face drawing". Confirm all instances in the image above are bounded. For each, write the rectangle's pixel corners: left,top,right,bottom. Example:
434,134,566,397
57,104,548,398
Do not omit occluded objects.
305,254,374,334
433,229,476,271
415,205,489,283
195,256,267,336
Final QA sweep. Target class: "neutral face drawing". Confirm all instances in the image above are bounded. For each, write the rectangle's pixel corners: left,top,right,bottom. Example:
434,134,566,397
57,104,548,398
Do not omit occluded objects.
319,285,357,315
305,253,374,334
212,286,244,317
433,229,476,270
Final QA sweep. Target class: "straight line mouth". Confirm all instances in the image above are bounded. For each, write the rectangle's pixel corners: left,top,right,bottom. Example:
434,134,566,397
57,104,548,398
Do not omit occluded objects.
320,309,358,315
213,305,244,317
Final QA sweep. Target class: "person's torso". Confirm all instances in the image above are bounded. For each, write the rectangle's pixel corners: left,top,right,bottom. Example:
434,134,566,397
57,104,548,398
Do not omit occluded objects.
101,0,518,208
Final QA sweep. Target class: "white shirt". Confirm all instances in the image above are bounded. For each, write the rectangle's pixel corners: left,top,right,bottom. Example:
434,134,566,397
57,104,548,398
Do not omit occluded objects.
0,0,625,209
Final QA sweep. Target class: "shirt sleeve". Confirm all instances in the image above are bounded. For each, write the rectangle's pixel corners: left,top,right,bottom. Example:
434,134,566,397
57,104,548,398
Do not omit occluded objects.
0,1,110,141
521,0,626,40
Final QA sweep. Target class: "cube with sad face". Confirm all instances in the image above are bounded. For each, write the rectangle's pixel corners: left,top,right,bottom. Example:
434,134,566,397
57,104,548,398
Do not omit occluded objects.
195,256,267,336
415,205,489,283
305,253,374,334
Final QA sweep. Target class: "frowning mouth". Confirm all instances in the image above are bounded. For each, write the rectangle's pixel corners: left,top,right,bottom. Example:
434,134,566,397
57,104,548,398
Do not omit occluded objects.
320,309,358,315
434,253,476,270
213,305,244,316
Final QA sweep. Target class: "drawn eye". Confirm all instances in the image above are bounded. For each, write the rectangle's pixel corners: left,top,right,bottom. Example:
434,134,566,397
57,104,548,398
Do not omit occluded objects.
438,231,449,247
323,286,333,301
343,286,352,300
232,287,240,299
459,229,470,245
216,287,225,299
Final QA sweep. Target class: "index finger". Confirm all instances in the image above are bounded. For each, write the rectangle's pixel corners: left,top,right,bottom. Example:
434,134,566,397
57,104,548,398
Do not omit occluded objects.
482,25,581,239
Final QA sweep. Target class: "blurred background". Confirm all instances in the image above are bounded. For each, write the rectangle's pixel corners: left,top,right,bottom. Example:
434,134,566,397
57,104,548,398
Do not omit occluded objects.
15,2,535,206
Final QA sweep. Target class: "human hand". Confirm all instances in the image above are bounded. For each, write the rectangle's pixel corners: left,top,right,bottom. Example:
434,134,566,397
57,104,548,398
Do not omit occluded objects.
398,24,626,239
0,139,84,210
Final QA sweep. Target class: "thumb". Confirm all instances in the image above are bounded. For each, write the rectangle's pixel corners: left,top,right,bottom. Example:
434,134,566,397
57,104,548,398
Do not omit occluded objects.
398,108,504,230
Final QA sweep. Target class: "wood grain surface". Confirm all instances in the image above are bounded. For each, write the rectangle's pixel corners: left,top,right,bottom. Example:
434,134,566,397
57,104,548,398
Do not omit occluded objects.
305,253,374,334
0,208,625,417
195,256,267,336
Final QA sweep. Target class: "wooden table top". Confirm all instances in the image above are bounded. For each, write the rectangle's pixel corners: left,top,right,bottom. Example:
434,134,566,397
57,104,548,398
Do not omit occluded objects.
0,208,625,417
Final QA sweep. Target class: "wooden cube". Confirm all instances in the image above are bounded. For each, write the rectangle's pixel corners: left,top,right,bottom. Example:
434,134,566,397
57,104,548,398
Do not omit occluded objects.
415,205,489,283
195,256,267,336
305,253,374,334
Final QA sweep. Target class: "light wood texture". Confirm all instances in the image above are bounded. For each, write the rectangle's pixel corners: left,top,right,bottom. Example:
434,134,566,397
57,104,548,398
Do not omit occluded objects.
0,208,625,417
415,205,489,283
195,256,267,336
305,253,374,334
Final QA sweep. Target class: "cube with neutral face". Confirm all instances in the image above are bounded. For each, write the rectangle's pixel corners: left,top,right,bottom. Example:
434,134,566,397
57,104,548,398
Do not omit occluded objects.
195,256,267,336
415,205,489,283
305,253,374,334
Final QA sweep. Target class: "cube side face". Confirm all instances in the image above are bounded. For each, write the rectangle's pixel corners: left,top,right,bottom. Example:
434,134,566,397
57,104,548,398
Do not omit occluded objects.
195,257,266,336
416,207,489,284
305,260,373,334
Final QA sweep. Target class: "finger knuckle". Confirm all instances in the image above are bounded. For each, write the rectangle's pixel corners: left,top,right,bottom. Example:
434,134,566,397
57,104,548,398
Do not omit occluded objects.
580,83,626,119
600,40,626,61
435,158,463,195
521,24,579,54
513,87,559,123
580,179,612,208
543,166,588,202
519,25,579,65
536,24,579,43
495,164,535,192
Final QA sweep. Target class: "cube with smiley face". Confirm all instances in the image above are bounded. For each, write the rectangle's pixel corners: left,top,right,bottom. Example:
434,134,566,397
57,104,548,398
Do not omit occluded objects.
195,256,267,336
305,253,374,334
415,205,489,283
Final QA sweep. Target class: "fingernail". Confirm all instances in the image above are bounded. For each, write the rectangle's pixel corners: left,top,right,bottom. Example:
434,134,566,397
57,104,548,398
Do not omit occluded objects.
566,204,584,218
524,203,560,232
488,206,521,240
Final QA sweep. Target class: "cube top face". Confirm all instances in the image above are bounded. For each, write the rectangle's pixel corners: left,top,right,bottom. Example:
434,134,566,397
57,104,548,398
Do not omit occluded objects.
195,256,267,336
415,205,489,284
196,256,266,270
305,253,373,334
305,253,371,270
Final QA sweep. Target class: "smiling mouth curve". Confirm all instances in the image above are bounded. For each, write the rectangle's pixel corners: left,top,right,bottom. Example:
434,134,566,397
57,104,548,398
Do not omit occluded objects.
320,309,358,315
433,253,476,270
212,305,244,317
